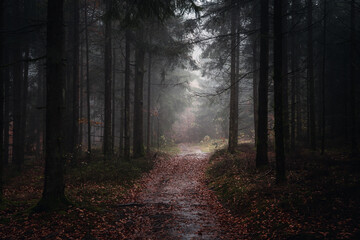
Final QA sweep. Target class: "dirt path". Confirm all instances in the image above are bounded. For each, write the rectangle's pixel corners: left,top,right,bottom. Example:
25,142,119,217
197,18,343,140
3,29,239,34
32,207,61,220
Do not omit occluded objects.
120,146,246,239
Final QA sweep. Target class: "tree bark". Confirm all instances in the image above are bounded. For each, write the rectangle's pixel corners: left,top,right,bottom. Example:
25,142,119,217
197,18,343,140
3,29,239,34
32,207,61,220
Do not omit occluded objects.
35,0,68,211
146,49,152,155
124,29,131,160
350,0,358,156
0,0,4,202
3,50,9,165
20,47,29,159
321,0,327,155
112,47,116,153
72,0,80,162
84,0,91,155
307,0,316,150
79,32,83,149
12,48,23,170
256,0,269,167
12,0,24,169
133,28,145,158
274,0,286,183
228,0,238,154
103,0,112,159
251,0,259,146
282,0,289,151
119,50,124,156
290,0,299,150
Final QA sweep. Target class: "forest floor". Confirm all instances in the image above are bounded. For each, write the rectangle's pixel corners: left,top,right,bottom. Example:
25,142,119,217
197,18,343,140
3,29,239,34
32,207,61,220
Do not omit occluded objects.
0,146,246,239
207,144,360,239
1,143,359,239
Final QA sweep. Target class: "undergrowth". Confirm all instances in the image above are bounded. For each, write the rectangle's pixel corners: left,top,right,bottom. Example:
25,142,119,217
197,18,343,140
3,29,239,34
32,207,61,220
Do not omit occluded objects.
1,152,154,217
206,144,360,239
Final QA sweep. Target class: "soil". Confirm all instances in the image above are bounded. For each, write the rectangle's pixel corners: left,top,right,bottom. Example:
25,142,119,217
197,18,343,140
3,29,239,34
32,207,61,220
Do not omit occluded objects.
123,145,246,239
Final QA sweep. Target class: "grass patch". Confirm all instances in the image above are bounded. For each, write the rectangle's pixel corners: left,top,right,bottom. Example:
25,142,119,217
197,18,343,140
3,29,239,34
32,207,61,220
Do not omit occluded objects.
155,145,180,155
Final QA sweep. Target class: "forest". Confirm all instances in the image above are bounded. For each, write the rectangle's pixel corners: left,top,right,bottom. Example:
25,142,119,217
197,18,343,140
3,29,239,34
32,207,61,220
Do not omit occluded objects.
0,0,359,239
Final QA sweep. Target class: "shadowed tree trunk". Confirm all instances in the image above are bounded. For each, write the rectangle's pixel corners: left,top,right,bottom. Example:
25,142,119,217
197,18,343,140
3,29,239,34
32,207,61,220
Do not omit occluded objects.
307,0,316,150
290,0,299,150
252,28,258,145
124,29,131,160
12,0,24,170
321,0,327,155
35,0,68,211
20,48,29,159
119,51,124,156
112,48,116,153
0,0,4,202
146,48,152,155
3,51,9,166
350,0,358,156
252,0,259,146
84,0,91,155
103,0,112,159
72,0,80,162
79,33,83,148
282,0,289,151
256,0,269,167
118,41,124,156
274,0,286,183
133,28,145,158
228,0,238,154
12,49,23,170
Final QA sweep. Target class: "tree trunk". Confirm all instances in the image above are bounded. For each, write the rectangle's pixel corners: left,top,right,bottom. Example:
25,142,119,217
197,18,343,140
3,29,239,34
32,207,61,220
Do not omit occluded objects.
256,0,269,167
3,50,9,165
119,52,124,156
21,47,29,159
35,0,68,212
79,32,83,149
35,61,45,160
12,47,23,170
12,0,29,171
112,48,116,153
290,0,299,150
228,0,238,154
103,0,112,159
12,0,24,169
133,29,145,158
146,49,152,155
0,0,4,201
84,0,91,155
282,0,289,151
274,0,286,183
321,0,327,155
72,0,80,162
124,29,131,160
252,1,259,146
350,0,358,156
253,40,258,145
307,0,316,150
